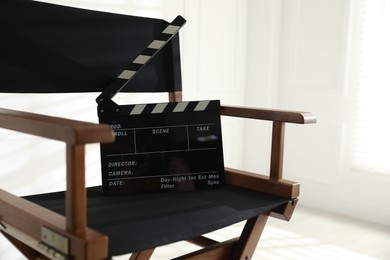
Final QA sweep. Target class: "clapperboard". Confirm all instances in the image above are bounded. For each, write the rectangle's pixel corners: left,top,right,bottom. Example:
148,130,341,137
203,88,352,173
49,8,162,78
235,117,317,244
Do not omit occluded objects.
99,100,224,195
96,16,225,195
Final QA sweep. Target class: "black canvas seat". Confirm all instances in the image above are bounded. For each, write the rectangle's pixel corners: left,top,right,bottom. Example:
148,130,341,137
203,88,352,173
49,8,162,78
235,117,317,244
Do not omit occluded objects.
25,185,288,256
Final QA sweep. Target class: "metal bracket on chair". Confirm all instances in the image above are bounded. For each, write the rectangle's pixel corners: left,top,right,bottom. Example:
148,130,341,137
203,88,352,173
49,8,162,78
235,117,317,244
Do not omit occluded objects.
40,227,70,260
0,220,70,260
37,242,69,260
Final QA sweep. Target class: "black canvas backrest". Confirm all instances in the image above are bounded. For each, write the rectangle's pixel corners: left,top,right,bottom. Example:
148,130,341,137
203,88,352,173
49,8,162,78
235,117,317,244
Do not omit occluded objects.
0,0,182,94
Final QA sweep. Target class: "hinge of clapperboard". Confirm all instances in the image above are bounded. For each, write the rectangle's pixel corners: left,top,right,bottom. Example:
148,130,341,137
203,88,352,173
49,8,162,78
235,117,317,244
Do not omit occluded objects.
96,15,186,114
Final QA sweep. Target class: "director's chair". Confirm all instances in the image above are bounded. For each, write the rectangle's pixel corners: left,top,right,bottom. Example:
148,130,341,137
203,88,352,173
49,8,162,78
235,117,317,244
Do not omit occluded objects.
0,1,316,259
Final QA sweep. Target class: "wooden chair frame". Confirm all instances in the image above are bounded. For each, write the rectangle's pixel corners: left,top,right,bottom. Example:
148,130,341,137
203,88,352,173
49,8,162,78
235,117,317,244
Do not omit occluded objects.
0,91,315,259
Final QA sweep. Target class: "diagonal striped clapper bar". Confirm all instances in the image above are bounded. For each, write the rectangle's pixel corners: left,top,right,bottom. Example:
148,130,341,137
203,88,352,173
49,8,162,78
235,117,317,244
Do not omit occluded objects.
122,100,213,115
96,15,186,111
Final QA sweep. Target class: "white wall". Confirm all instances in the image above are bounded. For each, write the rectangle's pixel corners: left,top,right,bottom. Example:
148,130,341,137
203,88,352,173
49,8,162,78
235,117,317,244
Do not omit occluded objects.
243,0,282,174
243,0,390,227
280,0,390,227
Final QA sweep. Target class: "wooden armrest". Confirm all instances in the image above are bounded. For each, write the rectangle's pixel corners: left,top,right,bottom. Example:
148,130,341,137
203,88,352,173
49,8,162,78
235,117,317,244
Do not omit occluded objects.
0,107,115,244
221,105,316,181
0,108,115,145
221,105,316,124
225,167,299,198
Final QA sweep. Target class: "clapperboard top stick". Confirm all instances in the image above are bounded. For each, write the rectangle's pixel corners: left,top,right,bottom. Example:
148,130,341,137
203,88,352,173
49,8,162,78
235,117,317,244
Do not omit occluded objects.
96,15,186,111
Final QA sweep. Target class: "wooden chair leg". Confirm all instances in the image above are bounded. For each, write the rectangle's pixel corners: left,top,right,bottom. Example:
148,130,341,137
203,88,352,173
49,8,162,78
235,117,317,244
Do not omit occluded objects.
231,214,269,260
174,213,269,260
129,248,155,260
173,238,239,260
187,236,219,247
